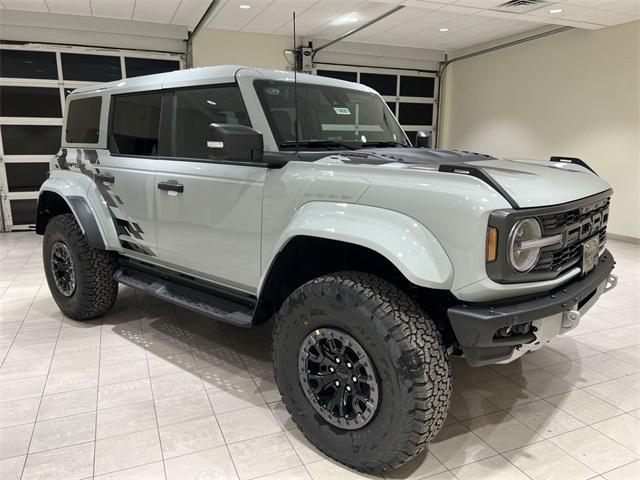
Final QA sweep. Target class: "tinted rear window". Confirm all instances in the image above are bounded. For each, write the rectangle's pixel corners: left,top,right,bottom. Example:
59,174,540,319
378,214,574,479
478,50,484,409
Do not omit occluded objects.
66,97,102,144
109,93,162,156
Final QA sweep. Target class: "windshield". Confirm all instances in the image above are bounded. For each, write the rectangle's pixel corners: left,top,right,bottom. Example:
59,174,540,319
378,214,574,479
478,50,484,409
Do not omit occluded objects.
254,79,409,150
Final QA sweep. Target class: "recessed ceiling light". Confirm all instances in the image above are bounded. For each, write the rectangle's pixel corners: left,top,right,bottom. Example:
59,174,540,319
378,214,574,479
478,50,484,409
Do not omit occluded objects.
549,8,563,14
239,4,251,9
439,27,449,32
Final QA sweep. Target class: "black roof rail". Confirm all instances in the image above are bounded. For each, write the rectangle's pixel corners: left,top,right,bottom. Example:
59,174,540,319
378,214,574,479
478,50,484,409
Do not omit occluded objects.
438,164,519,209
550,156,598,175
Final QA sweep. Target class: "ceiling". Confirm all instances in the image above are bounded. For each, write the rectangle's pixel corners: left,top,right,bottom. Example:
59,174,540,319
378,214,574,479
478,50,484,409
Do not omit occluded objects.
1,0,638,50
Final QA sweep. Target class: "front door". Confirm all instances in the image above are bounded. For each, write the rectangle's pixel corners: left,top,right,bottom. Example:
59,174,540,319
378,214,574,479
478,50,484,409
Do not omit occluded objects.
154,85,265,293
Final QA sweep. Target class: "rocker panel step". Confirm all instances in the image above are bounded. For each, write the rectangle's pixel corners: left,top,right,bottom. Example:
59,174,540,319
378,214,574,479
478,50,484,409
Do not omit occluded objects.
114,268,254,327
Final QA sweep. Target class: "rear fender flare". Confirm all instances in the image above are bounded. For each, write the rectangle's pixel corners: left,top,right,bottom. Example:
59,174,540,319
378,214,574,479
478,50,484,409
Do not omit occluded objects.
38,174,121,251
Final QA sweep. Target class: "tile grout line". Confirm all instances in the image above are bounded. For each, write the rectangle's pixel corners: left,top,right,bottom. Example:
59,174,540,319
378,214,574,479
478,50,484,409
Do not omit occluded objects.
137,289,169,480
184,303,243,480
0,242,44,369
90,309,104,478
18,285,65,480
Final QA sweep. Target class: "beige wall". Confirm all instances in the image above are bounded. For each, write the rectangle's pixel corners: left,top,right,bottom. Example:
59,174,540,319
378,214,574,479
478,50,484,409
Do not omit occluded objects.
192,29,445,72
441,21,640,239
193,29,292,70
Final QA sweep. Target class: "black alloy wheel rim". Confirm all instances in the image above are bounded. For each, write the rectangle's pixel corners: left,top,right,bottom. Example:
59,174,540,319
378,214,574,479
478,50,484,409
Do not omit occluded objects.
51,242,76,297
298,328,379,430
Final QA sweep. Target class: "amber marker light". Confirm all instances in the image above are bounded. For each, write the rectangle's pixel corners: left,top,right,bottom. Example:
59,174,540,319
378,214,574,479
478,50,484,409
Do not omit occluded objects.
486,227,498,263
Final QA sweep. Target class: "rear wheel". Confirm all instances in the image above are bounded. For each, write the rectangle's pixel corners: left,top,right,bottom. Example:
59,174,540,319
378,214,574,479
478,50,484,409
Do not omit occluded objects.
272,272,451,474
43,214,118,320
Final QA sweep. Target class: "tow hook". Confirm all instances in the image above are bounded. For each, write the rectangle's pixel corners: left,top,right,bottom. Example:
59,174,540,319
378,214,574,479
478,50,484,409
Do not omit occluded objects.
604,274,618,293
562,310,581,329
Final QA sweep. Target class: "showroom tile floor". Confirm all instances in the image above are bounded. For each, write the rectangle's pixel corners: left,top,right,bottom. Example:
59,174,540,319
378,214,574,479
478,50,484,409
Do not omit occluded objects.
0,232,638,480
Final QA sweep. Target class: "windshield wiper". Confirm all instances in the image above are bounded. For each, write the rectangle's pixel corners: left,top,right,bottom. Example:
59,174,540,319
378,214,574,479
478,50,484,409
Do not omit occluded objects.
279,140,355,150
360,141,407,148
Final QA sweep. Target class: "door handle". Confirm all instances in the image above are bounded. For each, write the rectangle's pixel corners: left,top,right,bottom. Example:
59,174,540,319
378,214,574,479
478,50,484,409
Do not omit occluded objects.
95,173,115,183
157,181,184,193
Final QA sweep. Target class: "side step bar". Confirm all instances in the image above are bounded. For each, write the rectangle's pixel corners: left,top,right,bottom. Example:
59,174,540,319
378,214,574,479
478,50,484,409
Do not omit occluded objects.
114,268,254,327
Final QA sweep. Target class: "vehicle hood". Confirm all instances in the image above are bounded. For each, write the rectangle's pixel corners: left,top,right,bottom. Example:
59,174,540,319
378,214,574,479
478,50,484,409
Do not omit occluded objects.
327,148,612,209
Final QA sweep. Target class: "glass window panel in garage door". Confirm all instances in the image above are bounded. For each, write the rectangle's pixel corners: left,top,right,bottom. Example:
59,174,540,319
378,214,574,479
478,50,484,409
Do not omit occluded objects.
0,86,62,118
399,103,433,126
1,125,62,155
10,199,38,226
5,163,50,192
317,70,358,83
359,73,397,96
125,57,180,78
61,53,122,82
400,76,435,98
0,49,58,79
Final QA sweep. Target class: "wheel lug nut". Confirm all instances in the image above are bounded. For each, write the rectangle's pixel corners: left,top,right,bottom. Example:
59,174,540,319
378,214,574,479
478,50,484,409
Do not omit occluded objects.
352,376,357,382
346,385,352,392
329,367,335,373
335,358,340,364
346,362,352,368
334,380,340,387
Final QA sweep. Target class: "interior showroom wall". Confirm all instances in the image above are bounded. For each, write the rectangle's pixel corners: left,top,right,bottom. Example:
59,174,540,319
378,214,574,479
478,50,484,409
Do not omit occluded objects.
441,22,640,240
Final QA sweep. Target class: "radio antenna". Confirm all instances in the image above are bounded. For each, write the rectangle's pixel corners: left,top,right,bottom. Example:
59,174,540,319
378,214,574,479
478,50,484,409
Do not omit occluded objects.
293,11,299,152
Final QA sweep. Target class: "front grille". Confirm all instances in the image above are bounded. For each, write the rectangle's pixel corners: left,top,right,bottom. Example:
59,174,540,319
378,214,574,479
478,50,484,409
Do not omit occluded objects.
533,199,609,274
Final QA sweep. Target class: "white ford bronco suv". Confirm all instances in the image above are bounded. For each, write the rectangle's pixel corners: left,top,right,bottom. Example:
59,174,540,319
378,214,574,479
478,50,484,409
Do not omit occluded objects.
37,65,617,473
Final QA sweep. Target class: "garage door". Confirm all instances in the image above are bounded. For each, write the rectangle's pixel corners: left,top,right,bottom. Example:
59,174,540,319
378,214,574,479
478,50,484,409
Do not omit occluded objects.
0,44,183,231
314,64,438,147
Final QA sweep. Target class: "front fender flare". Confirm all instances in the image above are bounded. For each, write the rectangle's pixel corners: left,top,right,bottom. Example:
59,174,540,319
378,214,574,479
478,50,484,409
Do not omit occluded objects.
262,202,453,291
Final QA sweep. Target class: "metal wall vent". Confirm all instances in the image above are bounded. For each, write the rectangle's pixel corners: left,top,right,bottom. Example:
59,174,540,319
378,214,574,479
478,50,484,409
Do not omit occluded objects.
492,0,551,14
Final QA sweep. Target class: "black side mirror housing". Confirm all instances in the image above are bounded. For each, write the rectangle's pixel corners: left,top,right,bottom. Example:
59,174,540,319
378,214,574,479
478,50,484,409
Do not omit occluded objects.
207,123,263,162
415,130,430,148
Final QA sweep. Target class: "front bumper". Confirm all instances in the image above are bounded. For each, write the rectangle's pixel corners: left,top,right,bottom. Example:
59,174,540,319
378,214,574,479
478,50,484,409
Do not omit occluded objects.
448,250,616,366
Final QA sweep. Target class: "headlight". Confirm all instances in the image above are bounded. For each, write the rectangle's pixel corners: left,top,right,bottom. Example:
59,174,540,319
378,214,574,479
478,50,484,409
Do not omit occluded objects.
508,218,542,272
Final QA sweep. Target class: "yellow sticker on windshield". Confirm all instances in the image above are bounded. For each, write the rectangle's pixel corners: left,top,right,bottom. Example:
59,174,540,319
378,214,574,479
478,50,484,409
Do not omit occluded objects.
333,107,351,115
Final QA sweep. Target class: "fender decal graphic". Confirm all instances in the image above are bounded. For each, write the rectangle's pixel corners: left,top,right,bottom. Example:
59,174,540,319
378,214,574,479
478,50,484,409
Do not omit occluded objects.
52,148,156,257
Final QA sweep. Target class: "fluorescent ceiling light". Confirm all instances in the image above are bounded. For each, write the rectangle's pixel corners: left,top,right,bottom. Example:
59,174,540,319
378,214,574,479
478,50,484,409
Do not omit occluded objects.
239,4,251,9
331,13,360,25
549,8,563,14
439,27,449,32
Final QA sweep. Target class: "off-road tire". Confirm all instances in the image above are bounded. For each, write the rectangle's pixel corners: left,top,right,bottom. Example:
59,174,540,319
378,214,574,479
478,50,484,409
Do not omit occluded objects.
43,214,118,320
272,271,452,474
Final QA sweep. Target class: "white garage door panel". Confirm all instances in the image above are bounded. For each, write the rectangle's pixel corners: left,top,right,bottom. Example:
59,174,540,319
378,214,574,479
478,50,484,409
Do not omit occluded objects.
0,44,184,231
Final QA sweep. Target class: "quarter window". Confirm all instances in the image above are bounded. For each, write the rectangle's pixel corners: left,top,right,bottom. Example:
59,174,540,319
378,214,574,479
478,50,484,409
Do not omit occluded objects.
109,93,162,156
66,97,102,144
172,86,250,159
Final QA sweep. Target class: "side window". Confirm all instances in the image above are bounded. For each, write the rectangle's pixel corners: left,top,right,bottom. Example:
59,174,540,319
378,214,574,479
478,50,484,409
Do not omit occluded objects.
109,93,162,156
66,97,102,144
173,86,250,159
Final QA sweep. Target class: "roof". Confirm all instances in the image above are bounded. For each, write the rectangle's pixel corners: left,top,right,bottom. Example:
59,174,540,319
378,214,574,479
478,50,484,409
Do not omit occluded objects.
70,65,376,96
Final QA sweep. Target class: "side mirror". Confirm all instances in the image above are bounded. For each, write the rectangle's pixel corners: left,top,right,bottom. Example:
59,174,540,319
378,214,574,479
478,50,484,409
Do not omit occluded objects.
207,123,263,162
415,130,430,148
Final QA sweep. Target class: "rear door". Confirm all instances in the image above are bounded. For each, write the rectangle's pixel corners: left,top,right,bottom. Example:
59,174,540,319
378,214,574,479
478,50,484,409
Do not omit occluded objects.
154,84,266,293
99,91,163,258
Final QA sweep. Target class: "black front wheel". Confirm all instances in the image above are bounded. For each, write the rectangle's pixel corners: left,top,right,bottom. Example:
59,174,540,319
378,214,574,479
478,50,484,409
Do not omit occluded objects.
43,214,118,320
272,272,452,474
